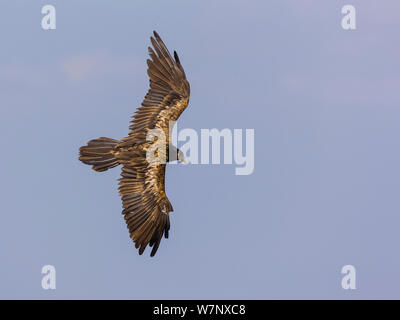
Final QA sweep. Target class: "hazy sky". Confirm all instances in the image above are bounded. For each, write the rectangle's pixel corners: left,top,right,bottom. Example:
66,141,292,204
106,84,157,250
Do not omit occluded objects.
1,0,399,299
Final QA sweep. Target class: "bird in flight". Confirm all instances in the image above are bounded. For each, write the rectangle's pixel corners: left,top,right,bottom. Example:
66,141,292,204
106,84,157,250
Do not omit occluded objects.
79,31,190,256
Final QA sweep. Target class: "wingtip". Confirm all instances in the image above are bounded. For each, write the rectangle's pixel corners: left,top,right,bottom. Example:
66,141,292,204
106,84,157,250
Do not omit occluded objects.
174,50,180,64
150,246,157,257
153,30,160,39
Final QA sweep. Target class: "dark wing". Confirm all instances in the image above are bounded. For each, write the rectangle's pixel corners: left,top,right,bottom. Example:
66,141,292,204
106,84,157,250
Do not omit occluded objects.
119,30,190,147
119,160,172,257
118,31,190,256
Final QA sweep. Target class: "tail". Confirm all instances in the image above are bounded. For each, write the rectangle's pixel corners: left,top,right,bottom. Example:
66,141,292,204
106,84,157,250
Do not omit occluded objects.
79,137,120,172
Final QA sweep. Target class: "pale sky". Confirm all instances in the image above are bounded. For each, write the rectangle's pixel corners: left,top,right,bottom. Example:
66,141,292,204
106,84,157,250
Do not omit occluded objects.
0,0,399,299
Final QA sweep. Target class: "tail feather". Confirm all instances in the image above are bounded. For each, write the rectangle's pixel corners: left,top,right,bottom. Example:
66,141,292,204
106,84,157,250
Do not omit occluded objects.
79,137,120,172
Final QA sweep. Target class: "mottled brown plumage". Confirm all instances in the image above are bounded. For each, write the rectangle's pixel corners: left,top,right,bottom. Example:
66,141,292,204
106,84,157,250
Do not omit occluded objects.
79,31,190,256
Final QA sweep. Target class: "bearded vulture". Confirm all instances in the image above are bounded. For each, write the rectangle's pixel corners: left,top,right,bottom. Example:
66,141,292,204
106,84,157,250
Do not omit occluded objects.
79,31,190,256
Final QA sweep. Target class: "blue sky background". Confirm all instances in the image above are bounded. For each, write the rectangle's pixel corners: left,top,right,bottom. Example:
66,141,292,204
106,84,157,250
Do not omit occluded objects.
0,0,399,299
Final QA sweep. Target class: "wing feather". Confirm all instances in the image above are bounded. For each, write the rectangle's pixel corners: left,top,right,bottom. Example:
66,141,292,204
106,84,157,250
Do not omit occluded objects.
119,31,190,148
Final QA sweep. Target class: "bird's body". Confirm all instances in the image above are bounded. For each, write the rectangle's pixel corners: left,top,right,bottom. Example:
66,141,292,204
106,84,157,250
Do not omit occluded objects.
78,31,190,256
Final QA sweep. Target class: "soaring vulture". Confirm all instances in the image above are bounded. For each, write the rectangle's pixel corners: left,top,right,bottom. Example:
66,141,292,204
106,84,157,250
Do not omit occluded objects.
79,31,190,256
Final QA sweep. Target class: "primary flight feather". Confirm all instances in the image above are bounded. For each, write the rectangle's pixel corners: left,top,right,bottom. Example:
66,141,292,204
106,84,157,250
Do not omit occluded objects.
78,31,190,256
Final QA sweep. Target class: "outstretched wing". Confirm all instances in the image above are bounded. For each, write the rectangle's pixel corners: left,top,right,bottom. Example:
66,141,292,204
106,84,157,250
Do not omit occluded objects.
119,30,190,147
119,160,172,257
117,31,190,256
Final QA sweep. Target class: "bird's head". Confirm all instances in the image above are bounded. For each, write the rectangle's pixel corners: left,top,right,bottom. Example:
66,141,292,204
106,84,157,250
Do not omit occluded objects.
177,149,187,164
